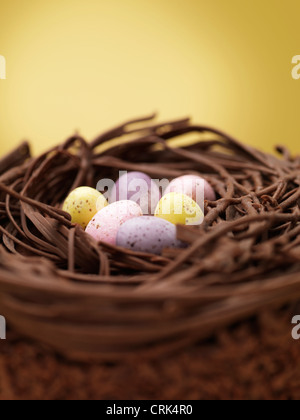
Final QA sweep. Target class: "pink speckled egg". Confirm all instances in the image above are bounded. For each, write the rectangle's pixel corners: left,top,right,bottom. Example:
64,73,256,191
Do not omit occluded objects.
164,175,216,206
85,200,143,245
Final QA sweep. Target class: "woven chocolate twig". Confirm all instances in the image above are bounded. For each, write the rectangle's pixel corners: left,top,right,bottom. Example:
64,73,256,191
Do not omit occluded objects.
0,114,299,360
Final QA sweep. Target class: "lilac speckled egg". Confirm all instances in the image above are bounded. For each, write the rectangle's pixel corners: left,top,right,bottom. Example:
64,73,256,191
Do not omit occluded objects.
164,175,216,205
110,171,161,215
85,200,143,245
116,216,186,255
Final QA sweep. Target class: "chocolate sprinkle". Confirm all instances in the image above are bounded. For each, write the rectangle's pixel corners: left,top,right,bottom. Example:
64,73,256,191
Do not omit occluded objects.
0,114,300,399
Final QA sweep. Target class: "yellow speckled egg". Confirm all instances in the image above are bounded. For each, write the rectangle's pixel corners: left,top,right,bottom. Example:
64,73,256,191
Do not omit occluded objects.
63,187,108,229
155,192,204,226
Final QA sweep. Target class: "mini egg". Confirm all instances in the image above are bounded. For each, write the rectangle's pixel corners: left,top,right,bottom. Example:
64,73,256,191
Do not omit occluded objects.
155,192,204,226
85,200,143,245
164,175,216,205
110,171,161,215
63,186,108,229
116,216,186,255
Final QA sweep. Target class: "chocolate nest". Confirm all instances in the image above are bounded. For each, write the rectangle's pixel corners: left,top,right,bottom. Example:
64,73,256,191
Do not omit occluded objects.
0,114,300,398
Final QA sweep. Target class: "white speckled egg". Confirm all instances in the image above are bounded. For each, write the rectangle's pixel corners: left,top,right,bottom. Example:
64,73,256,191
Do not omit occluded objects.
85,200,143,245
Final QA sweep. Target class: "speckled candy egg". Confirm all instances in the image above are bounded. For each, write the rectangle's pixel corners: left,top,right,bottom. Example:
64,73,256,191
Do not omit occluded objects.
155,192,204,226
85,200,143,245
63,186,108,229
164,175,216,205
116,216,186,255
110,171,160,215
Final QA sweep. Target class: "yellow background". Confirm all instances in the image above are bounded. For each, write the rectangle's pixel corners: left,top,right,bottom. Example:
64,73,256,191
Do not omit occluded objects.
0,0,299,156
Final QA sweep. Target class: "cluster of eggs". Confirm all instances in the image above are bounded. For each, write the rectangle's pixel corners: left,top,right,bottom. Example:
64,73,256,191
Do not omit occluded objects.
63,172,216,255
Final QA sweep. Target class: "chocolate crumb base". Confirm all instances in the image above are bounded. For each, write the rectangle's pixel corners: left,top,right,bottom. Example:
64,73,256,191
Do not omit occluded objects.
0,306,299,400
